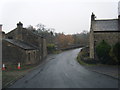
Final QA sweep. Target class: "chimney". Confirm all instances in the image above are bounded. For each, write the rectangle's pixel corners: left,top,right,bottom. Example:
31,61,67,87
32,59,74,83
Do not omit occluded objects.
16,22,23,40
91,12,95,21
17,22,23,29
2,31,5,39
0,24,2,31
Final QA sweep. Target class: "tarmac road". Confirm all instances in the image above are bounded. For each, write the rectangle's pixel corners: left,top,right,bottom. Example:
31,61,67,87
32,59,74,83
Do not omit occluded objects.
10,48,118,88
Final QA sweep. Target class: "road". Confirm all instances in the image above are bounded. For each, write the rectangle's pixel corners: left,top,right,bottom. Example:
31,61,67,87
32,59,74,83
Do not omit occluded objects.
10,48,118,88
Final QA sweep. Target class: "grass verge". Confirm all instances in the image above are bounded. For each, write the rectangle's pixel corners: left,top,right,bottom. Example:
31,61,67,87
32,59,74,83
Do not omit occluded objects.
76,53,97,66
53,50,62,54
76,47,98,66
2,64,38,88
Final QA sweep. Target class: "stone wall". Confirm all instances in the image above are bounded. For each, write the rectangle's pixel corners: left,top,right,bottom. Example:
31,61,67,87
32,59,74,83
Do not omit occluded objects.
25,50,39,65
89,19,95,59
2,40,26,64
89,30,94,59
93,32,119,60
89,29,119,59
89,31,119,59
2,40,39,65
94,32,119,46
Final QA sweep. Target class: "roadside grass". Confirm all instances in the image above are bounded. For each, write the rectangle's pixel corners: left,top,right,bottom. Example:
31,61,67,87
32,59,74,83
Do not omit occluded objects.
2,71,23,88
2,64,38,88
3,64,37,71
76,53,97,66
53,50,62,54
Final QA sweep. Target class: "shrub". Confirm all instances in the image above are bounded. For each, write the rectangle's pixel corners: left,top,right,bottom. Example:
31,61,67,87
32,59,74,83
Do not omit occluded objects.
112,42,120,64
77,47,98,65
96,40,111,64
47,44,56,54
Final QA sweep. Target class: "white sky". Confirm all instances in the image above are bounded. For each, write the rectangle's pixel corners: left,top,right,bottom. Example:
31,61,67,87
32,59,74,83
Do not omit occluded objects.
0,0,119,34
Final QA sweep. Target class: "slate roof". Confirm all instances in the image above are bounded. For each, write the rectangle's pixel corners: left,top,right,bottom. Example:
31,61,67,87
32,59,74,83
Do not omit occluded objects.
4,39,38,50
93,19,119,31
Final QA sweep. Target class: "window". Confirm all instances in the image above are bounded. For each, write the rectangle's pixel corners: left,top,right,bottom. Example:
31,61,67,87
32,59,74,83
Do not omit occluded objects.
28,53,30,61
8,36,13,39
34,51,36,59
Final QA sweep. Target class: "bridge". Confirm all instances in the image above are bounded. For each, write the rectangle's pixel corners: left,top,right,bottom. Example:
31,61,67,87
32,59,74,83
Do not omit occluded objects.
60,44,88,50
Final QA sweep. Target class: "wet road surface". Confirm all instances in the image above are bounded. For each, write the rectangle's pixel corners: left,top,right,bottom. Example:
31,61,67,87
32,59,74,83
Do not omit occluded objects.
10,48,118,88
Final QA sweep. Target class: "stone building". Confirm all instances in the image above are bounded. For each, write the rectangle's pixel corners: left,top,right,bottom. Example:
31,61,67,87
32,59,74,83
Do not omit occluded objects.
89,2,120,59
89,13,120,59
0,24,2,39
2,22,47,65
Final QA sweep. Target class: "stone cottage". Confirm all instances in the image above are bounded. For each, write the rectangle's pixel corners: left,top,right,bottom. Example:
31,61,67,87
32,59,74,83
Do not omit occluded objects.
89,12,120,59
2,22,47,65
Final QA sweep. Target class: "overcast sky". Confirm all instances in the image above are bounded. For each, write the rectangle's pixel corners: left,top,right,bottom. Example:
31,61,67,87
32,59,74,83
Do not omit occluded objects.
0,0,119,34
